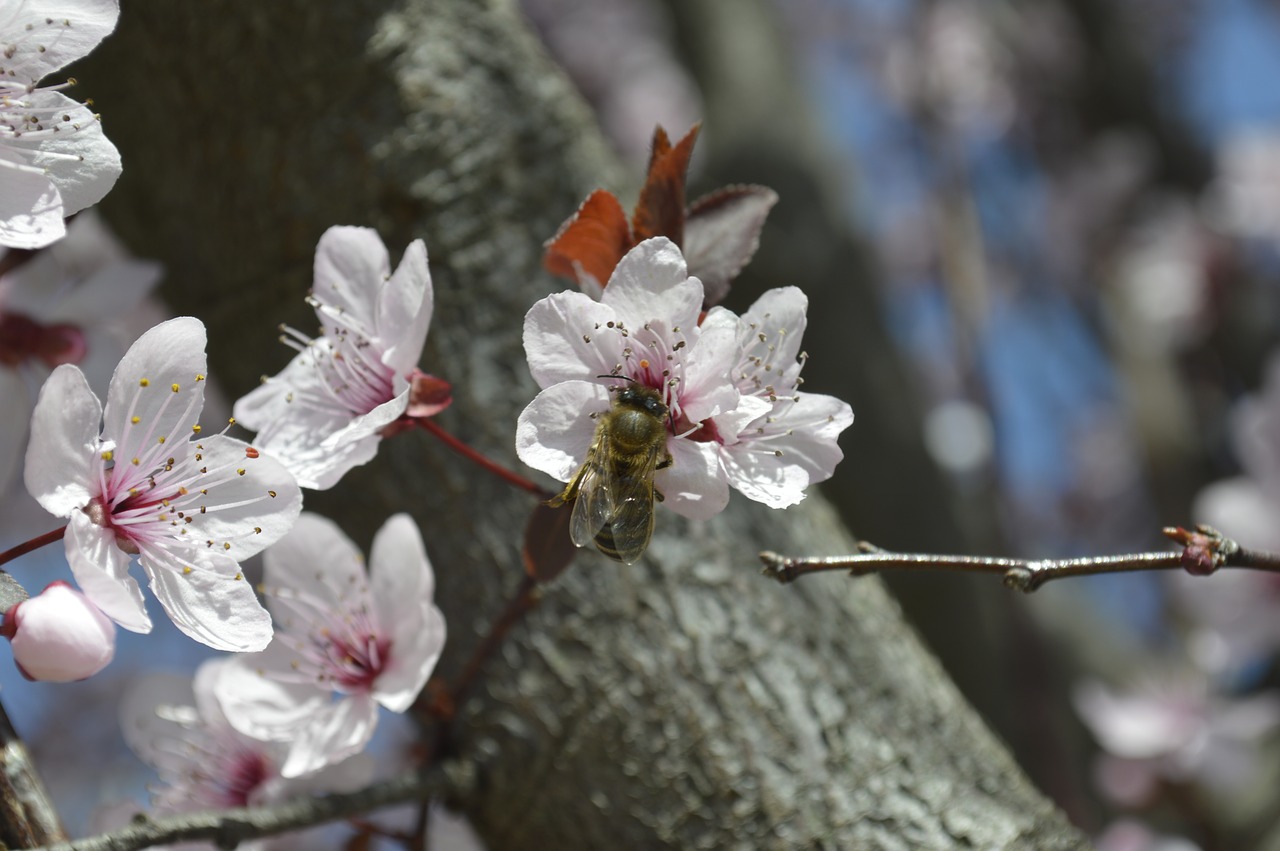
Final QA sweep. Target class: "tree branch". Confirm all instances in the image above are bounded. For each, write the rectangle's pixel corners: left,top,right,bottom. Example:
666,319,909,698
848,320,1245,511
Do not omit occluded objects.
31,762,466,851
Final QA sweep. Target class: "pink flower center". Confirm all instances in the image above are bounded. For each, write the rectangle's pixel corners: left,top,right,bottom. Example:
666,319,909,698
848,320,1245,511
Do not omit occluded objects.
322,631,392,692
0,311,86,368
266,581,393,695
215,747,274,808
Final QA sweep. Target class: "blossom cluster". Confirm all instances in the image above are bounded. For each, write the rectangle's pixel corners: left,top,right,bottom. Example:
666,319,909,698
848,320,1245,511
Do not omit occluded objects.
0,12,857,831
3,226,449,816
517,236,853,522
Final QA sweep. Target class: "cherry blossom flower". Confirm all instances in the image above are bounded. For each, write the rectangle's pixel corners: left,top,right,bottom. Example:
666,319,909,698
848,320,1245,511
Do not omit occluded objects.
2,579,113,681
702,287,854,508
0,0,123,248
233,226,435,490
214,512,445,778
517,237,853,519
23,316,302,651
0,212,160,491
518,237,742,518
120,659,371,850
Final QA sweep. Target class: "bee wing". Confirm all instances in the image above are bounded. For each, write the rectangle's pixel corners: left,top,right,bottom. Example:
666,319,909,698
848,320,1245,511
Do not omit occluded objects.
569,432,617,549
597,443,664,565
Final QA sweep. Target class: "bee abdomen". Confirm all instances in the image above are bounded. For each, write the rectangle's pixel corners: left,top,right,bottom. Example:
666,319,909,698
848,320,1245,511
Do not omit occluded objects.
593,523,626,562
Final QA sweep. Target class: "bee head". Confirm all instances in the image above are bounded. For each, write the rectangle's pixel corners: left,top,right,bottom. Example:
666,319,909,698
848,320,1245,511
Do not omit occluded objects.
600,375,668,418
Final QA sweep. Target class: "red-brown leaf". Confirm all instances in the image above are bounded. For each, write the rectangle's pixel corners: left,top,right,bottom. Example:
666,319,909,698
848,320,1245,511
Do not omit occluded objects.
646,125,673,175
522,501,578,583
543,189,632,289
632,123,701,245
684,184,779,306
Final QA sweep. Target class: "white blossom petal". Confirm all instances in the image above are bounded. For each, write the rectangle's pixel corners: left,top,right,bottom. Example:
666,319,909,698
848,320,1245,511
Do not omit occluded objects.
279,694,379,779
312,226,389,327
24,363,99,515
263,513,365,608
143,550,272,652
515,380,610,482
721,393,853,508
217,646,329,736
64,509,149,633
378,605,444,713
377,239,432,376
656,439,729,520
11,93,121,215
182,434,302,561
522,290,620,388
0,1,119,84
101,317,206,449
369,513,433,621
602,237,703,332
0,152,64,248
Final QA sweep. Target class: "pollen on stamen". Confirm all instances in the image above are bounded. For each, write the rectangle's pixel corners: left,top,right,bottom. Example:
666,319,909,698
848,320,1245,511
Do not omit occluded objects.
268,490,277,498
139,378,150,387
245,447,260,459
223,543,231,551
171,383,180,393
639,358,650,370
200,506,207,513
195,374,205,382
100,450,113,461
130,416,140,424
192,425,201,434
131,457,140,466
158,436,166,444
183,566,192,574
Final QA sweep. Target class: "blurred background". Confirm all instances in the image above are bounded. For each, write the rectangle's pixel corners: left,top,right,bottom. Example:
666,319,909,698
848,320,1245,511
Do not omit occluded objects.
7,0,1280,848
521,0,1280,848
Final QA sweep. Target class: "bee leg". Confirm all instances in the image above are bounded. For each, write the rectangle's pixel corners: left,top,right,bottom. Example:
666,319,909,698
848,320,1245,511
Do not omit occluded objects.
547,469,583,508
657,452,673,470
654,487,665,503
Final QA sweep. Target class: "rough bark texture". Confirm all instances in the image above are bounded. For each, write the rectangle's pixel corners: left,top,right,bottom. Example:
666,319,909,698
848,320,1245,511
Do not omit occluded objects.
77,1,1089,848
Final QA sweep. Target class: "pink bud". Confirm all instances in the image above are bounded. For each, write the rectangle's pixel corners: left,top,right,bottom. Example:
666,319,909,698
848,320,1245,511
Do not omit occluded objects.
2,581,116,682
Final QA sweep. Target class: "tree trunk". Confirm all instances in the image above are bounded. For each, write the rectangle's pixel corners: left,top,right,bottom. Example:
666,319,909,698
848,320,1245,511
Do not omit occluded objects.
77,1,1089,847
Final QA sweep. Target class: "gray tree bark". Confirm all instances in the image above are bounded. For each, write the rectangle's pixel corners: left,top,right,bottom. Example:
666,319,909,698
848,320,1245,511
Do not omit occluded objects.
76,1,1089,848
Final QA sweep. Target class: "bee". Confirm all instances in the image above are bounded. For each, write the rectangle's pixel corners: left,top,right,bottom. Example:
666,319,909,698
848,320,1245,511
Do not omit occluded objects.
549,382,673,564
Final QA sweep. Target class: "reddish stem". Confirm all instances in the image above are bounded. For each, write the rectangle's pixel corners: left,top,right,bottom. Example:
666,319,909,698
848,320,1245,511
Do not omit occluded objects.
415,418,552,499
0,526,67,569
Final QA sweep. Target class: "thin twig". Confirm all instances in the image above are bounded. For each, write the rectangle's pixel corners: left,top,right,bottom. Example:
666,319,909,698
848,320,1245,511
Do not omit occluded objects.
30,761,470,851
416,418,553,499
0,526,67,569
760,527,1280,592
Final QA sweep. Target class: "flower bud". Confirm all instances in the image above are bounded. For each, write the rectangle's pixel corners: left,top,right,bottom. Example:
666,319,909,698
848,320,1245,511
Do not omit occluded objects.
2,581,116,682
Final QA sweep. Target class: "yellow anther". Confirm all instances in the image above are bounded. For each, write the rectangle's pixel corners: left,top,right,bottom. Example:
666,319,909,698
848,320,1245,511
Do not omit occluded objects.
139,378,150,387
